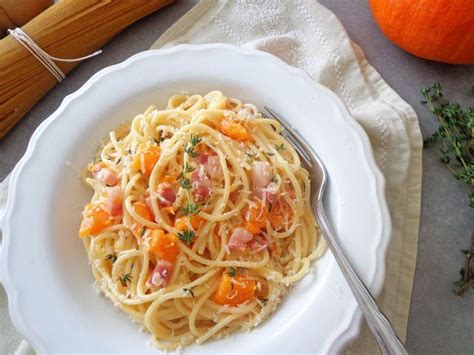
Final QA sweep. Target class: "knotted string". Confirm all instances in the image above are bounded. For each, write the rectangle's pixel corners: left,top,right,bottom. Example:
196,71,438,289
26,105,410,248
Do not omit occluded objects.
8,27,102,82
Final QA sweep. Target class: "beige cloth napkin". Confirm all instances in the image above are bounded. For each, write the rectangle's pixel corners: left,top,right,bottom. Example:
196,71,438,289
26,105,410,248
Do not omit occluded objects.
151,0,422,353
1,0,422,353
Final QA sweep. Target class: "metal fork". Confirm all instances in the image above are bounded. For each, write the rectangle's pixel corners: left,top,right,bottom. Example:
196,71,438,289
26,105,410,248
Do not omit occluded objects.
264,106,407,355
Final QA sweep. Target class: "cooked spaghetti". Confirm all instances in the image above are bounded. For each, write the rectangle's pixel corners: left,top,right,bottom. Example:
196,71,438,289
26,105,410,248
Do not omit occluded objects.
79,91,325,350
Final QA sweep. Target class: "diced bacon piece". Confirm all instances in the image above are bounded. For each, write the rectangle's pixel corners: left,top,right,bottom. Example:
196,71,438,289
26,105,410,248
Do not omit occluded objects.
249,235,273,252
103,186,123,216
206,155,223,180
254,181,279,203
249,238,266,250
196,153,209,165
156,183,176,207
150,260,173,287
228,227,253,252
193,181,212,201
251,161,271,189
265,181,279,196
191,170,212,202
93,165,118,186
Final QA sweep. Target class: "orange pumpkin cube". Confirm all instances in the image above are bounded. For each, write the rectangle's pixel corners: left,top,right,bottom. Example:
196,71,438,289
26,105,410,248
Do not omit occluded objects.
132,144,161,177
175,215,204,231
133,201,153,222
245,221,261,235
269,199,293,231
149,229,180,263
220,118,252,142
79,204,113,237
246,200,268,229
213,273,256,306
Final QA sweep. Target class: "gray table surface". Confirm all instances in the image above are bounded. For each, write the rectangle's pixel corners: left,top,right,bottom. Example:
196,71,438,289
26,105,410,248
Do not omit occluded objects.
1,1,473,354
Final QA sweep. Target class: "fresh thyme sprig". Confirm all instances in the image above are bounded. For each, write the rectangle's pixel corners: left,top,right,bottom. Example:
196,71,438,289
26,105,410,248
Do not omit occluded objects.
227,267,237,277
178,152,197,189
178,162,195,179
105,253,117,263
421,83,474,296
178,162,195,189
190,134,202,146
275,143,285,152
179,177,192,189
178,229,196,244
185,147,199,158
118,273,132,287
183,162,195,175
180,203,200,216
421,83,473,207
184,134,202,158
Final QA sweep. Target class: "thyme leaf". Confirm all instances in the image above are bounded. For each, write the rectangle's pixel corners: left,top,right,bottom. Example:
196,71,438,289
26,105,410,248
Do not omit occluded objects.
179,177,192,189
118,273,132,287
105,253,117,263
275,143,285,152
185,134,202,158
227,267,237,277
180,203,200,216
178,229,195,244
183,162,195,174
421,83,473,208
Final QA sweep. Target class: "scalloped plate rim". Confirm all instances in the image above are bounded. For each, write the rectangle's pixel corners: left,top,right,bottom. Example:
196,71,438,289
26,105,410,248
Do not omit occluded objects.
0,43,391,354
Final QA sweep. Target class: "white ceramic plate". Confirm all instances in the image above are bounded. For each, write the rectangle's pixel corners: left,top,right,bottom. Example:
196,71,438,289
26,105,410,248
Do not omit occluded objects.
0,44,390,353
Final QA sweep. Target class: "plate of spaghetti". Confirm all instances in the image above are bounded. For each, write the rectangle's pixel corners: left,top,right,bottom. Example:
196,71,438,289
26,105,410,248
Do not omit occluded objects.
1,44,391,353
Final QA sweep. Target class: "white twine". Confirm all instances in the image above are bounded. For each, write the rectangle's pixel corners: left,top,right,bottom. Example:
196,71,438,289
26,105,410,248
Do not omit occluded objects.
8,27,102,82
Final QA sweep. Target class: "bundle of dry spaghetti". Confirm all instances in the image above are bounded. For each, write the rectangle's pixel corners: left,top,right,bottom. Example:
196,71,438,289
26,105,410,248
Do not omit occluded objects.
0,0,174,139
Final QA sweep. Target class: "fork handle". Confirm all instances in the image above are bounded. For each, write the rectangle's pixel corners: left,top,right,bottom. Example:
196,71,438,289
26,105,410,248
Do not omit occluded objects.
315,204,407,355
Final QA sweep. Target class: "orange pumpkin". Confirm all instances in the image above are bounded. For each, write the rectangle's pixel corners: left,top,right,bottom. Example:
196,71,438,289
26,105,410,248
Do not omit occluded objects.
149,229,180,263
213,273,256,306
220,118,253,142
369,0,474,64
